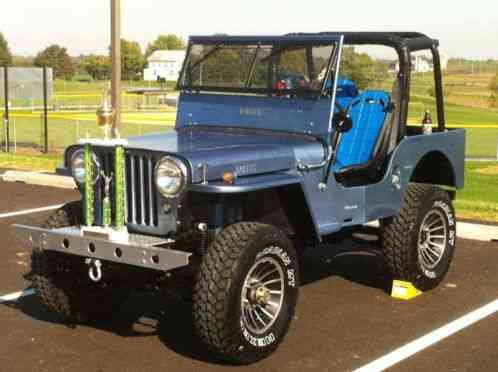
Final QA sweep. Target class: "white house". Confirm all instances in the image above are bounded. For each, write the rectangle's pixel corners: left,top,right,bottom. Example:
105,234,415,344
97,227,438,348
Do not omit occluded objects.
391,52,449,74
143,50,186,82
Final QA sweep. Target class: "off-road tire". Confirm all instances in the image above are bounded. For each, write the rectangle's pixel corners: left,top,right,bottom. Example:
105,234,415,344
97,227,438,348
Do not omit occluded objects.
192,222,299,364
381,183,456,291
26,201,129,323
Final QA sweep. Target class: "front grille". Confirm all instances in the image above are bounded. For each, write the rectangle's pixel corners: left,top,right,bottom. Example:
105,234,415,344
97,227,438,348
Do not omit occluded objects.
125,153,158,227
92,148,159,229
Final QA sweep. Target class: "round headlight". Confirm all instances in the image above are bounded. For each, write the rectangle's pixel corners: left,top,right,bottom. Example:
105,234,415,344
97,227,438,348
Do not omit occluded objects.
155,157,186,197
70,149,101,185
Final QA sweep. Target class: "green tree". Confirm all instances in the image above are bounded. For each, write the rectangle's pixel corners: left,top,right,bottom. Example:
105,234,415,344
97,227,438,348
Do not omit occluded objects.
33,45,74,79
79,54,111,80
0,32,13,66
340,47,380,90
145,34,186,58
119,39,145,80
12,55,33,67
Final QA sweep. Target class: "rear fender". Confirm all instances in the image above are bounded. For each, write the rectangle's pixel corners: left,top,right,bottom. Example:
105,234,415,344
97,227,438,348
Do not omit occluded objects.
365,129,465,220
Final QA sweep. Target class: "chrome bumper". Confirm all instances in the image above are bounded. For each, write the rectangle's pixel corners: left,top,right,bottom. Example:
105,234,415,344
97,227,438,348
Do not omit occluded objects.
13,225,191,272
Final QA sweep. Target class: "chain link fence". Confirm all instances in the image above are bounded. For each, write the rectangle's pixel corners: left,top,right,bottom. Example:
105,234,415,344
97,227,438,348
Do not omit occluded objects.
1,67,176,154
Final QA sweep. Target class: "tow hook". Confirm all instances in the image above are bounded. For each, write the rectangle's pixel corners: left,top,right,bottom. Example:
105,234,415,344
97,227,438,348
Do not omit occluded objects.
85,258,103,282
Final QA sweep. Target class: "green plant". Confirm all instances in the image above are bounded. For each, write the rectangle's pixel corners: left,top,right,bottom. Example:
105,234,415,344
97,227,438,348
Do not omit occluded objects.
34,45,74,80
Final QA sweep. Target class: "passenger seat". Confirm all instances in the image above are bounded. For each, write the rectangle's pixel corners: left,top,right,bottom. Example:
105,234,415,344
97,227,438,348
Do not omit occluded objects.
333,90,391,172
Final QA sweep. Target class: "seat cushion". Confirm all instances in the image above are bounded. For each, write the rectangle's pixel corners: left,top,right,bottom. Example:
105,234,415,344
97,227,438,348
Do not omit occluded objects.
333,90,391,172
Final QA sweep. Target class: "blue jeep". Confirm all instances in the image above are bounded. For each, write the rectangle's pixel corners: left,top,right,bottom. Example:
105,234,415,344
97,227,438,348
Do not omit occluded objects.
16,32,465,364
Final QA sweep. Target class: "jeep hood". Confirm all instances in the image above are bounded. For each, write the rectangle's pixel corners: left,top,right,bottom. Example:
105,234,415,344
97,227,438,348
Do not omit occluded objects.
126,128,319,183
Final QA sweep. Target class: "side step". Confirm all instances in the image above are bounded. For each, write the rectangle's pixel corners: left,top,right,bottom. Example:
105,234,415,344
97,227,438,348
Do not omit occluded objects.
13,224,191,272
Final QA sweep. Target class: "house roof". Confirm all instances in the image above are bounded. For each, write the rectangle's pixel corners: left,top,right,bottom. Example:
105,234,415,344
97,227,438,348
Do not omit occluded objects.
148,50,186,62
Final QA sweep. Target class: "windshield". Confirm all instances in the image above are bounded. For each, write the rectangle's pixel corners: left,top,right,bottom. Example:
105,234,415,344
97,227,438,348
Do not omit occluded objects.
178,42,338,97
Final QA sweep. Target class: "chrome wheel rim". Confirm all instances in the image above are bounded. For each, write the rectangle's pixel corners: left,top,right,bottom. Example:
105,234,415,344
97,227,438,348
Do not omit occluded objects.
241,254,285,335
418,209,448,270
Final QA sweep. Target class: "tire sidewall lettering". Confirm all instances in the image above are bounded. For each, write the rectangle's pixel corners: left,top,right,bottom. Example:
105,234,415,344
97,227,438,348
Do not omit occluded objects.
418,197,456,280
239,239,298,350
240,319,277,347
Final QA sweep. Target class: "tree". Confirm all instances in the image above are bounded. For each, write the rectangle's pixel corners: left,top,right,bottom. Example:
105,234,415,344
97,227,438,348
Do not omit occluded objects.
145,34,186,58
0,32,13,66
340,47,381,90
33,45,74,79
79,54,111,80
119,39,145,80
12,55,33,67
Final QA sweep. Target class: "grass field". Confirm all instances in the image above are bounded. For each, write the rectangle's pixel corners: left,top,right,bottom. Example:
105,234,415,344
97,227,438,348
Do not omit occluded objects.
2,96,497,157
454,161,498,222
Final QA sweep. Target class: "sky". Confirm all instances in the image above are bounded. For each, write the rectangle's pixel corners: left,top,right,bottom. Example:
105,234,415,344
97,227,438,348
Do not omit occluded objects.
1,0,498,60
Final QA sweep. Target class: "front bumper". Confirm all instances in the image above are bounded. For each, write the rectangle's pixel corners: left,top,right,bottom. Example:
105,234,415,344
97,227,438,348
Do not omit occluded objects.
13,225,191,272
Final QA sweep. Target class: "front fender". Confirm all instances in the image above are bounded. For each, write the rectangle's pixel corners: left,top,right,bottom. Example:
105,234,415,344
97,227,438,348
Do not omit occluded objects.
188,172,321,242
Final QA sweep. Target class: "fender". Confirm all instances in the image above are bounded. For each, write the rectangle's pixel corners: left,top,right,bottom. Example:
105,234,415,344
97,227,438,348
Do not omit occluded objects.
189,171,321,242
365,128,465,221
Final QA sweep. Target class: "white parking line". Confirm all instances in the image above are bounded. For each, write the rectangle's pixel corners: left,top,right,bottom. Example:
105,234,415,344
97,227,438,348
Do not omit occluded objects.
0,289,35,304
354,299,498,372
0,204,63,219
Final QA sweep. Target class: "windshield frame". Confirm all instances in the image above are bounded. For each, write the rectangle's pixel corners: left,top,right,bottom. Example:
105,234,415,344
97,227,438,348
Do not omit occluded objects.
177,36,342,98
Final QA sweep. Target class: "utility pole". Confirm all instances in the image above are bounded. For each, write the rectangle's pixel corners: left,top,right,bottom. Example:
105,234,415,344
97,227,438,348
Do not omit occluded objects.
111,0,121,137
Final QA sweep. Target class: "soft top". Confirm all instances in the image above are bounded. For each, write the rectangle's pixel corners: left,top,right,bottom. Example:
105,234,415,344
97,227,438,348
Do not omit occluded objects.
188,32,438,52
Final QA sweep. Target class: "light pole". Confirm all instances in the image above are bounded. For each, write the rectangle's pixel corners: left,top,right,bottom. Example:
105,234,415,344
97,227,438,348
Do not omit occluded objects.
111,0,121,137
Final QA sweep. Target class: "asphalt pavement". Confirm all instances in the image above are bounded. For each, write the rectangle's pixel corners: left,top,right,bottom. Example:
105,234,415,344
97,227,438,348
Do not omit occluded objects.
0,181,497,372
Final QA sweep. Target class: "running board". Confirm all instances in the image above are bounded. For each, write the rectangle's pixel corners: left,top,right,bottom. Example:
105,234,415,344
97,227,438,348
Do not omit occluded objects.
13,225,191,272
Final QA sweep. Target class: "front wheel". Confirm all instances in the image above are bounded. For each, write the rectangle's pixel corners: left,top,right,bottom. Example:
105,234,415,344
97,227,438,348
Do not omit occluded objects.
381,183,457,291
26,202,130,323
192,222,299,364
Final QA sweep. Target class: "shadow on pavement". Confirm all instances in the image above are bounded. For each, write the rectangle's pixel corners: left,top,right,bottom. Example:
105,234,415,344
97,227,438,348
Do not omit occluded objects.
5,225,391,365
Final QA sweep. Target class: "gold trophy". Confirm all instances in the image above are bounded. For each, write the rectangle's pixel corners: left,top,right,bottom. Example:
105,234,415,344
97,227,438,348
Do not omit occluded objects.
96,84,115,141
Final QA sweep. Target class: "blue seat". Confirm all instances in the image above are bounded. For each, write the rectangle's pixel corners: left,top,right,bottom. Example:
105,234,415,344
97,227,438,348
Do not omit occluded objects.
333,90,391,172
336,79,359,98
334,79,359,118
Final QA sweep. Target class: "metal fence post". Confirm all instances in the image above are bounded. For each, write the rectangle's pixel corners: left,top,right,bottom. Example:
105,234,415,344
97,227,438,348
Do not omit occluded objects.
4,66,10,152
43,66,49,153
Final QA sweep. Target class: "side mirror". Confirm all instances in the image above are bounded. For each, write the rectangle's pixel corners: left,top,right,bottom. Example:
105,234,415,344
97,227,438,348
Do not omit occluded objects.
332,111,353,133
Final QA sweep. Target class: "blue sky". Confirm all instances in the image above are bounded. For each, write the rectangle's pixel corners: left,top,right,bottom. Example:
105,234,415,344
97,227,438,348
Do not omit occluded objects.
2,0,498,59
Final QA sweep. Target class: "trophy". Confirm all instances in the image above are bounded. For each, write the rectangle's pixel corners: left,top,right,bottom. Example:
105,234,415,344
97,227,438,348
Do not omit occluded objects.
81,84,128,242
96,84,116,141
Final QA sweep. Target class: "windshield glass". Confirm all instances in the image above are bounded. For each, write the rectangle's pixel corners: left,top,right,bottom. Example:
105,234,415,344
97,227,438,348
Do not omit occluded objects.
179,42,338,97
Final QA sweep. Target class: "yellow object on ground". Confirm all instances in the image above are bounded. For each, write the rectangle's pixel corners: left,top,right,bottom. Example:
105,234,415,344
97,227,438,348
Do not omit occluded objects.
391,280,422,300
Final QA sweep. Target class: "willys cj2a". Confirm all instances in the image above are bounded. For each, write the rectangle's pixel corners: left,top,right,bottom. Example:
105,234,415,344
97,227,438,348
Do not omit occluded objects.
14,32,464,364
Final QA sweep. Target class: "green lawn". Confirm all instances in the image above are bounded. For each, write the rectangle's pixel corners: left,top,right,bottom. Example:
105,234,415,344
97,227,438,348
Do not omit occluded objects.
455,161,498,222
2,97,496,157
408,96,498,127
0,152,60,172
0,110,176,150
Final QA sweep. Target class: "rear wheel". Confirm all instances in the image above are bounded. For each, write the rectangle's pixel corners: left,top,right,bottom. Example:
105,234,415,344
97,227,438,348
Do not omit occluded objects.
381,183,456,291
26,202,129,323
192,222,299,364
